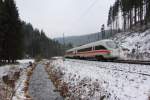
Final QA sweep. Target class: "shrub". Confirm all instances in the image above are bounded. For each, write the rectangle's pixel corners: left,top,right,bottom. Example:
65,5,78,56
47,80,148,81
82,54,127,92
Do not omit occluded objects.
35,55,42,62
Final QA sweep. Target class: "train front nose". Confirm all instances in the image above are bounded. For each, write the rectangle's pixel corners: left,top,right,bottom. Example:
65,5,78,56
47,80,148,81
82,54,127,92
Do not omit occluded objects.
112,49,120,58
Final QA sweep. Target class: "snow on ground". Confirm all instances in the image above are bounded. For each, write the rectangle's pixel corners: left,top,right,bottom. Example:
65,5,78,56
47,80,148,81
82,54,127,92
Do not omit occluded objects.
0,65,15,77
50,58,150,100
113,30,150,60
17,59,34,64
0,59,34,100
12,69,28,100
12,59,35,100
2,59,33,76
0,59,32,77
0,65,22,100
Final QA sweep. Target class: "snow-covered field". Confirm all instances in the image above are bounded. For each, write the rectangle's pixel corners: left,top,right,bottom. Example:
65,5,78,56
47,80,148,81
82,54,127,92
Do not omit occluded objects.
17,59,34,64
13,59,35,100
0,59,34,100
113,30,150,60
12,69,28,100
0,59,34,78
49,58,150,100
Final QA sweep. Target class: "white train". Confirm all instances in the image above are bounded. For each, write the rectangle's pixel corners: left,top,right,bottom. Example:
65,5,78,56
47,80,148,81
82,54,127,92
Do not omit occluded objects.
65,39,120,60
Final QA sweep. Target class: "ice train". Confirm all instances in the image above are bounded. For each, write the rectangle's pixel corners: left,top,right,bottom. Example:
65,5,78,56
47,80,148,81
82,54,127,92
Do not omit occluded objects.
65,39,120,60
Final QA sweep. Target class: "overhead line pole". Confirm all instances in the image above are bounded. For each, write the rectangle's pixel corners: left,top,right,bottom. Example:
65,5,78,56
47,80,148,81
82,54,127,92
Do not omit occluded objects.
63,33,66,50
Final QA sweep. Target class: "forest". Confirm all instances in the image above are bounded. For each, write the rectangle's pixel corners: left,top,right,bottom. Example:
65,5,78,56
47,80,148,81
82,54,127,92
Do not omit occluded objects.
0,0,65,63
107,0,150,31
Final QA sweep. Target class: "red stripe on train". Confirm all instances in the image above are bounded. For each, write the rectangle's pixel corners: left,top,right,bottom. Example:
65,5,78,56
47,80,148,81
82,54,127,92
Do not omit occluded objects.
77,50,111,54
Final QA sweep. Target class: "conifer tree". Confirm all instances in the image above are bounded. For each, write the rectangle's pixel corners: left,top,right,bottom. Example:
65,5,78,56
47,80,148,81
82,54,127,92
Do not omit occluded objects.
2,0,23,62
0,0,3,59
145,0,150,23
0,0,6,61
108,0,149,31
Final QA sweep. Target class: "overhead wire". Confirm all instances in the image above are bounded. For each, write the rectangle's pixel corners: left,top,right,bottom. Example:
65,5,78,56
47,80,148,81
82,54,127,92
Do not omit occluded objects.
66,0,100,36
77,0,100,20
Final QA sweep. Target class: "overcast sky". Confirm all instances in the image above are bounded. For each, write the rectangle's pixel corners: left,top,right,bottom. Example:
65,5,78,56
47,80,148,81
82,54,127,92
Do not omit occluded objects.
16,0,115,38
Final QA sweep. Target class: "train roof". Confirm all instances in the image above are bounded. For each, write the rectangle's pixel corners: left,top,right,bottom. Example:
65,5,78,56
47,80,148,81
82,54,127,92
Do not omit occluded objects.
66,39,114,52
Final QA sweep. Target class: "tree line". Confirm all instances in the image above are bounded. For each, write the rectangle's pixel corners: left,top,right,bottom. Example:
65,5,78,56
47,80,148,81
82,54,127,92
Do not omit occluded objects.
22,22,64,59
0,0,65,63
107,0,150,31
0,0,23,63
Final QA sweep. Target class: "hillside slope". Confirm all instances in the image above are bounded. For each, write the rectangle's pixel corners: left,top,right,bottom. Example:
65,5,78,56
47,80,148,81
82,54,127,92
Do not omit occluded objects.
55,30,113,46
56,29,150,60
113,30,150,60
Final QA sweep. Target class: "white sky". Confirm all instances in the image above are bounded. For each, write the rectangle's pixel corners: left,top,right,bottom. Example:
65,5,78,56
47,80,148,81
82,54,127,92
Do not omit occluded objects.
16,0,115,38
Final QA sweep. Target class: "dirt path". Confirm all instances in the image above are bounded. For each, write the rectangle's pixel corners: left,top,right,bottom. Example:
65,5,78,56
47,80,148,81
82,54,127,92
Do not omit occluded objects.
29,64,63,100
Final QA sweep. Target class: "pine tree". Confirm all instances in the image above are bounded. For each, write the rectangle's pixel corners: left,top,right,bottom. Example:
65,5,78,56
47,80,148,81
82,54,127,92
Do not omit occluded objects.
0,0,7,61
133,0,137,25
2,0,23,62
0,0,4,60
145,0,150,23
108,0,150,31
107,6,112,27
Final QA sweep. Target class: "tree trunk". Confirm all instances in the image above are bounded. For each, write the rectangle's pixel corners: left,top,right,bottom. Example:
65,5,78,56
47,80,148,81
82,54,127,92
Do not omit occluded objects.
140,5,143,25
134,7,137,25
130,10,133,29
123,15,126,31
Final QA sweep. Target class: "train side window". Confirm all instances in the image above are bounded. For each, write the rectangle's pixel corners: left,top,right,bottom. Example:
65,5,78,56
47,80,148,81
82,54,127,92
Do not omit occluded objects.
67,51,73,54
95,45,107,50
78,47,92,52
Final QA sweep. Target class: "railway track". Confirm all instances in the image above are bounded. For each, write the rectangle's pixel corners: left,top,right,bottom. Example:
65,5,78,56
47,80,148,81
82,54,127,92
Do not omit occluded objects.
65,58,150,65
112,60,150,65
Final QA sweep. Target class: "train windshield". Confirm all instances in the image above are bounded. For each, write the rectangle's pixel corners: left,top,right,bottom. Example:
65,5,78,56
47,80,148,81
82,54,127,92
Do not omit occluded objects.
106,41,118,49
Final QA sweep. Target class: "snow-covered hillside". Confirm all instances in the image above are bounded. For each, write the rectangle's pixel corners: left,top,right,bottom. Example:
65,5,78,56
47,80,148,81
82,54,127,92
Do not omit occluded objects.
113,30,150,60
48,58,150,100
